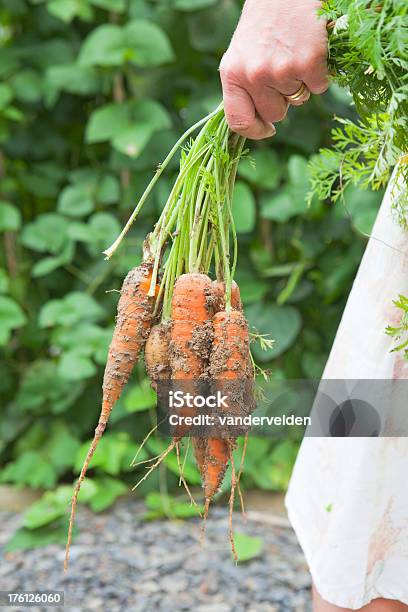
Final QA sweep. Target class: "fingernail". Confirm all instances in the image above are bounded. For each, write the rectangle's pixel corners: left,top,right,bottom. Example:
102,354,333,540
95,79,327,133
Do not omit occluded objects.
269,123,276,135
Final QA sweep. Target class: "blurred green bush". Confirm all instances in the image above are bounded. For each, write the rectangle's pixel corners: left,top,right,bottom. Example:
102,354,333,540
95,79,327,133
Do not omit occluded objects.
0,0,382,549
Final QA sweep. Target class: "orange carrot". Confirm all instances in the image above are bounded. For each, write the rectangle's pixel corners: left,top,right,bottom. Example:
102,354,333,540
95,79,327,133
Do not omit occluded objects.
195,284,246,502
191,280,237,476
203,438,230,499
170,273,213,378
192,437,207,478
203,309,253,507
64,262,156,571
144,321,171,390
207,308,253,559
210,309,252,381
211,280,242,312
169,273,213,439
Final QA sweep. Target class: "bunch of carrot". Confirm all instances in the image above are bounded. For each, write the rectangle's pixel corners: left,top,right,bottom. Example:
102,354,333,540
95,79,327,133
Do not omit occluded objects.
64,106,257,569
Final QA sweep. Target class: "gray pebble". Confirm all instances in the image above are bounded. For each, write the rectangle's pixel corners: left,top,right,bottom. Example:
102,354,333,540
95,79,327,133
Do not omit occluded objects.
0,499,311,610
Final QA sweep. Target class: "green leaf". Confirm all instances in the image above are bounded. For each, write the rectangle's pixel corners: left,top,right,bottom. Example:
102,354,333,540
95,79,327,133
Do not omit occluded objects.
44,422,81,469
58,350,97,380
21,483,97,531
4,522,68,552
112,124,155,158
0,84,13,110
46,63,101,96
78,24,124,66
86,100,170,157
174,0,217,9
246,302,301,361
0,296,26,345
1,451,57,488
23,491,69,529
287,154,312,210
16,360,83,413
234,270,269,305
47,0,93,22
88,477,127,512
86,103,130,143
187,1,240,52
96,175,120,204
39,292,103,327
90,0,125,10
260,188,306,222
58,184,94,217
341,184,382,235
52,322,111,364
266,440,298,490
32,240,74,277
21,213,69,253
67,221,91,242
122,19,175,67
75,433,133,475
125,378,156,413
10,70,43,103
163,452,202,485
143,492,202,519
143,437,202,485
79,20,174,67
238,149,282,190
0,201,21,231
86,212,121,255
233,533,263,563
232,181,256,233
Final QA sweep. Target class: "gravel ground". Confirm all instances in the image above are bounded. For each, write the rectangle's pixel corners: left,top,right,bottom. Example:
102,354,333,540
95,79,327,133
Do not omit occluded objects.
0,500,311,611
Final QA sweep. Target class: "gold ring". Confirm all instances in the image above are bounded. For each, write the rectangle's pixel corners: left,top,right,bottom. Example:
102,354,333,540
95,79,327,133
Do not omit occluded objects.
285,82,309,102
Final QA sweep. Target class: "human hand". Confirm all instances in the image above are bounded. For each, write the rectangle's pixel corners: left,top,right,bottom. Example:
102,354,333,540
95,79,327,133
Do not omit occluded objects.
220,0,329,139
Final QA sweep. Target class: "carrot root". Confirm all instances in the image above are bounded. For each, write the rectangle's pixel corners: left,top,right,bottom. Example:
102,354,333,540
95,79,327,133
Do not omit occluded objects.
175,440,200,511
131,440,176,492
228,442,238,564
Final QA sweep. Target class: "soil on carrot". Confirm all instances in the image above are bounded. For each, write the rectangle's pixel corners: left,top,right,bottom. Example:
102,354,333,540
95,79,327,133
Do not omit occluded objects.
103,263,155,401
145,321,171,386
210,280,242,313
190,320,214,374
169,321,213,377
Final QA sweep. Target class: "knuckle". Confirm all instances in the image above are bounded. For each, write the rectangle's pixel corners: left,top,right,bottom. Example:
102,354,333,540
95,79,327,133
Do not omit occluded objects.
296,48,326,73
219,64,231,81
219,55,241,83
245,62,270,86
270,59,293,83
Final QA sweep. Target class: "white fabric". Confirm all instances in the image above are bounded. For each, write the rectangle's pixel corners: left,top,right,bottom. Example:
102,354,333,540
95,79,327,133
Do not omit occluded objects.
285,171,408,609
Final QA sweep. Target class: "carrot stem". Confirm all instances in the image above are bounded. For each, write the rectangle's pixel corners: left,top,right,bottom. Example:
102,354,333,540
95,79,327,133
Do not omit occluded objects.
103,105,223,260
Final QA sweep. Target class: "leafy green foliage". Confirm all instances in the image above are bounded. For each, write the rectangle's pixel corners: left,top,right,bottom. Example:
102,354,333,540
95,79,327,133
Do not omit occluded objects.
79,20,174,67
142,492,203,520
233,532,263,563
309,0,408,220
386,295,408,358
0,0,381,549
